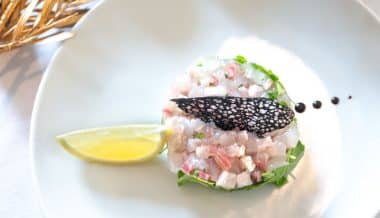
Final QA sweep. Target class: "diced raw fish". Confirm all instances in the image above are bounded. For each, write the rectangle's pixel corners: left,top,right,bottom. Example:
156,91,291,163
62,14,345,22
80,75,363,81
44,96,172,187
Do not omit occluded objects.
204,86,227,96
238,86,249,97
251,169,262,183
216,171,237,189
188,85,204,97
256,136,274,153
263,79,273,89
237,131,249,145
209,75,219,86
198,171,211,181
245,134,259,154
181,161,193,174
275,122,299,148
237,171,253,188
229,157,243,174
187,138,201,152
240,155,256,172
204,126,214,138
168,151,185,172
225,62,240,79
268,156,288,171
189,118,205,132
225,143,245,157
248,84,264,97
187,154,207,170
195,145,210,159
218,131,236,147
206,158,222,181
211,149,232,171
254,152,269,171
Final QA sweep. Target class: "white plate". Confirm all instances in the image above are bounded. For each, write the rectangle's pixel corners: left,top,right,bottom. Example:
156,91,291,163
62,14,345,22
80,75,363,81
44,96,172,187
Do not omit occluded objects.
30,1,380,217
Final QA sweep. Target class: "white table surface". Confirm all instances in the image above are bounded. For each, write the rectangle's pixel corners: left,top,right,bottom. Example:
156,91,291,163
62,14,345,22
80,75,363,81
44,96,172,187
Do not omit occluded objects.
0,1,379,217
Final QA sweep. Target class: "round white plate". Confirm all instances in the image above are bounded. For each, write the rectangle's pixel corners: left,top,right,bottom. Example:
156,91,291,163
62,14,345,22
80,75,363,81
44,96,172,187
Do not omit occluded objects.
30,1,380,217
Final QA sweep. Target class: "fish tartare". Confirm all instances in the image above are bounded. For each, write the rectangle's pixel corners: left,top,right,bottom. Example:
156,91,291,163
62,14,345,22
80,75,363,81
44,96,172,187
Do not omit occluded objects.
163,55,304,190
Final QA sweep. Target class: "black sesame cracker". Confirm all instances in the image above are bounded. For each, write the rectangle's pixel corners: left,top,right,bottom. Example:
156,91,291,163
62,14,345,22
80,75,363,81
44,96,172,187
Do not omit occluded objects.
171,96,294,137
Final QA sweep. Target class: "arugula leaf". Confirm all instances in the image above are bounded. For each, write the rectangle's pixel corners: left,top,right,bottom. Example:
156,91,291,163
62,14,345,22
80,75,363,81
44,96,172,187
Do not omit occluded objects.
234,55,247,64
177,171,220,189
251,63,279,82
279,101,289,107
262,141,305,187
177,141,305,191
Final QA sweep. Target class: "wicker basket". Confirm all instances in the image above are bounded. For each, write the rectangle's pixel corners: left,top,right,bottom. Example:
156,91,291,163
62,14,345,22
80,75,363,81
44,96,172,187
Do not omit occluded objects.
0,0,90,53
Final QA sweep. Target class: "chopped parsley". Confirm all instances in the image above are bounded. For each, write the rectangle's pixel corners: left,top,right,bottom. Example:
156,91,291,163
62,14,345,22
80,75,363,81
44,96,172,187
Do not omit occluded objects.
193,132,205,139
238,84,244,88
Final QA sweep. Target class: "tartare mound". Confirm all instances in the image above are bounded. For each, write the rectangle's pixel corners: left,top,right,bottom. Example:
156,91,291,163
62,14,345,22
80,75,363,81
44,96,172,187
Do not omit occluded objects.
163,56,304,190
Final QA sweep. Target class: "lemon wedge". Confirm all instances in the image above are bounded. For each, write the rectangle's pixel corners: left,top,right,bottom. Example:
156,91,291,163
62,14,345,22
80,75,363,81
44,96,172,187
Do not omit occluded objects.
56,124,169,164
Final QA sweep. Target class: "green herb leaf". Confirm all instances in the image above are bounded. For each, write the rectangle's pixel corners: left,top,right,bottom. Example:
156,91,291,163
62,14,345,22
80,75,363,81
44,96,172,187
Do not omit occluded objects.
196,63,203,67
251,63,279,82
177,171,219,189
251,62,290,104
265,141,305,187
177,141,305,191
279,101,289,107
238,84,244,88
193,132,205,139
267,92,277,100
234,55,247,64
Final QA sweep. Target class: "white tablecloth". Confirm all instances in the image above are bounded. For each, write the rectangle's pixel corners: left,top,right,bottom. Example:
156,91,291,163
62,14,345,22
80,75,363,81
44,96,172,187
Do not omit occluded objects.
0,1,378,217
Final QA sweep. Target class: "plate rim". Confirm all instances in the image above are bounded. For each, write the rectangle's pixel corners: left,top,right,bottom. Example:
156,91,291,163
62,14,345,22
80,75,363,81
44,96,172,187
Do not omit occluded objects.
29,1,104,216
28,1,380,216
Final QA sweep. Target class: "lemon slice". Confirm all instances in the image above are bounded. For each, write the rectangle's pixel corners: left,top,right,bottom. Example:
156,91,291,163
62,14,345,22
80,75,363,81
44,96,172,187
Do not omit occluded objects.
56,124,169,164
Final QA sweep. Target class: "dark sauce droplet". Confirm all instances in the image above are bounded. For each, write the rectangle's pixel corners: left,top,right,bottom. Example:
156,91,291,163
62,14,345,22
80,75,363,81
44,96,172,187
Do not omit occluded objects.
348,95,352,100
295,102,306,113
331,97,340,105
312,100,322,109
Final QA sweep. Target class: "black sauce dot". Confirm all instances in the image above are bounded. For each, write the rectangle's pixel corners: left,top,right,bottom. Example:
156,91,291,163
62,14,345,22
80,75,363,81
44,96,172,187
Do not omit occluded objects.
348,95,352,100
295,102,306,113
331,97,340,105
312,100,322,109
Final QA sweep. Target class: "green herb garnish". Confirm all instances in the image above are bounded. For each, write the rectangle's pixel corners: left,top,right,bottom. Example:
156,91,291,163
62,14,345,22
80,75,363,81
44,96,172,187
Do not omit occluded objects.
193,132,205,139
267,92,277,100
251,63,279,82
234,55,247,64
251,63,289,104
